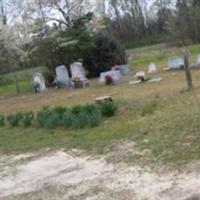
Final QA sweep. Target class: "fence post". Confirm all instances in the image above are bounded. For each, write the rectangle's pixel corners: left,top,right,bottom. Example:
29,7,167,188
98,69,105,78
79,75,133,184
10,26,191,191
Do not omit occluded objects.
14,75,20,94
183,50,193,90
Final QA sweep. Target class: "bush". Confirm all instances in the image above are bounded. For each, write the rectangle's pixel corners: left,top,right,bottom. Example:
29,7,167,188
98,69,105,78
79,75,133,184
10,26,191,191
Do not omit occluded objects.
81,104,97,114
83,34,127,77
45,113,60,129
70,105,84,115
7,112,23,127
63,111,73,128
5,102,117,130
70,112,87,129
53,106,67,121
63,104,102,129
22,112,34,128
36,107,51,128
99,102,117,117
37,107,62,129
0,115,5,127
86,111,102,127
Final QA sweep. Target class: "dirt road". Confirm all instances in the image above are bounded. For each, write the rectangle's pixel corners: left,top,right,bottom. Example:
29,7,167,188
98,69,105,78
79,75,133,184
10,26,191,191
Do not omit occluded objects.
1,150,200,200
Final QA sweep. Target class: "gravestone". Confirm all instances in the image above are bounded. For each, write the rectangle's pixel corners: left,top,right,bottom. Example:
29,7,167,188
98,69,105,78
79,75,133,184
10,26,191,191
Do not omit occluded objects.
70,62,86,80
55,65,69,85
70,62,89,88
118,64,131,76
99,70,122,85
196,55,200,68
166,57,184,70
33,73,46,93
148,63,157,73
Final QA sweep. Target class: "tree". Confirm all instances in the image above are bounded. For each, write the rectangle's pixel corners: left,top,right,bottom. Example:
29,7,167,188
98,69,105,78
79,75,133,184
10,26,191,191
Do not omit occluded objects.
0,0,28,73
83,33,126,77
167,0,200,44
29,12,94,72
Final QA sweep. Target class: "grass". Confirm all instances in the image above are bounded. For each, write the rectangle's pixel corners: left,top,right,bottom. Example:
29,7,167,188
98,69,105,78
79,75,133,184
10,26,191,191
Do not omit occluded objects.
0,80,32,97
0,66,45,97
1,44,200,167
128,43,200,69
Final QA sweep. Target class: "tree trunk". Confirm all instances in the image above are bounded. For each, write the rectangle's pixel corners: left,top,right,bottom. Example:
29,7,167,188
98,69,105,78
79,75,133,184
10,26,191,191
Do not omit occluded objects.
183,51,193,90
14,75,20,94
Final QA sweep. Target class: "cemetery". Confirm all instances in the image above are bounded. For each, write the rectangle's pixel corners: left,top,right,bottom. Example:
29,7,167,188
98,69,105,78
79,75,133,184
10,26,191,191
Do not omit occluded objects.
1,42,200,200
1,0,200,197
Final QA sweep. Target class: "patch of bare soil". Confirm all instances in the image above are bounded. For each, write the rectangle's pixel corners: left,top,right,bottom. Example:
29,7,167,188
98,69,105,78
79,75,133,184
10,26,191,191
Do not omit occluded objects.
1,149,200,200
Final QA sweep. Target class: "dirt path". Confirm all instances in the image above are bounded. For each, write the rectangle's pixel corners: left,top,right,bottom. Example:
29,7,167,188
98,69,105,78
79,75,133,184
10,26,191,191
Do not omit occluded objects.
1,150,200,200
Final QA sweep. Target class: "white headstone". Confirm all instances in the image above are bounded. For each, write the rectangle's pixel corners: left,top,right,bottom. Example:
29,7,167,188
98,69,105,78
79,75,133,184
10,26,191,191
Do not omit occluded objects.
196,55,200,66
33,73,46,92
99,70,122,85
119,64,131,75
70,62,86,80
55,65,69,84
148,63,157,73
166,57,184,70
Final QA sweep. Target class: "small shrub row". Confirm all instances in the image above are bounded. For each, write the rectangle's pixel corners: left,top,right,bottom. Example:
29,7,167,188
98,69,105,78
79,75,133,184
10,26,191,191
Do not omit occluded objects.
0,102,117,129
36,104,104,129
98,101,117,117
6,112,34,127
0,115,5,127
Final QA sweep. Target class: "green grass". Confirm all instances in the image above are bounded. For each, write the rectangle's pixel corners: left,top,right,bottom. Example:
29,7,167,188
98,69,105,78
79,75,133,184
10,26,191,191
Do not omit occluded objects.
128,43,200,69
0,80,32,96
0,90,200,166
0,66,45,96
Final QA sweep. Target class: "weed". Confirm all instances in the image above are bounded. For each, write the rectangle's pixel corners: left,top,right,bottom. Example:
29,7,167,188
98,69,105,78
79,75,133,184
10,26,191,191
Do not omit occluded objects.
87,111,102,127
36,107,50,128
71,105,84,115
0,115,5,127
63,111,73,128
70,112,87,129
53,106,67,118
63,104,102,129
99,102,117,117
22,112,34,128
7,112,23,127
45,112,60,129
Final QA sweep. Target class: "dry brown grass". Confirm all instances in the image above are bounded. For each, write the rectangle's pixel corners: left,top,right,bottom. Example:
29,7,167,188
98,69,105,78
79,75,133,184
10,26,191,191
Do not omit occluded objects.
0,70,200,115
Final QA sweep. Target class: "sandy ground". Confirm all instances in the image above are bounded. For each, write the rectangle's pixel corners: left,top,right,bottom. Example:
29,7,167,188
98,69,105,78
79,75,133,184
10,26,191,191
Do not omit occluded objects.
1,149,200,200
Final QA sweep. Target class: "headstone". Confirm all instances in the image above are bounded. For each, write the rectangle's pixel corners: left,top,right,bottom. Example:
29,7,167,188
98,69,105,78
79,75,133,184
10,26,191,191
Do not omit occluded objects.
166,57,184,70
196,55,200,68
118,64,131,76
148,63,157,73
70,62,89,88
70,62,86,80
55,65,69,85
99,70,122,85
33,73,46,93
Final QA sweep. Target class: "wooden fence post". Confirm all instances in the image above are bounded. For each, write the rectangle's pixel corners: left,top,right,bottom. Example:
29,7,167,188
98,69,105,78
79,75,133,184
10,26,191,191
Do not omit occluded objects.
14,75,20,94
183,51,193,90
